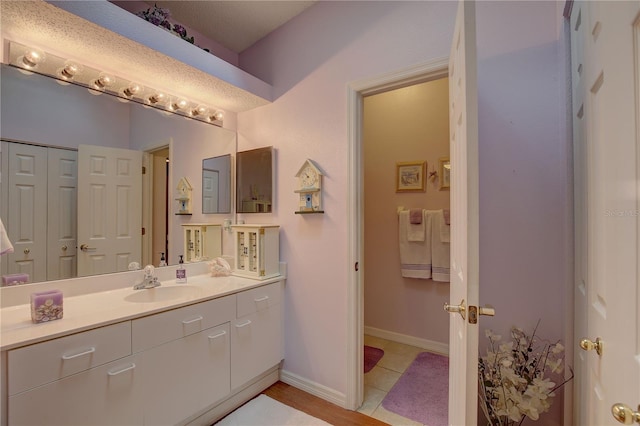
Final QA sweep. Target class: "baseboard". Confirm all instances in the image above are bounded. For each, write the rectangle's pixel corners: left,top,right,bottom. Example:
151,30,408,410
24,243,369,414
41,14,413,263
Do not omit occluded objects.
364,326,449,355
280,369,348,409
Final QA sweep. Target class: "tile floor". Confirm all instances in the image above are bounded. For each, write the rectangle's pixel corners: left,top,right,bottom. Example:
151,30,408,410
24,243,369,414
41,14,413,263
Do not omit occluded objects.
357,335,443,426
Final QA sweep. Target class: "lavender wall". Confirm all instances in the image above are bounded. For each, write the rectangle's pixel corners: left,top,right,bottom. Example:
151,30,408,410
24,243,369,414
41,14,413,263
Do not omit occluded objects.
239,1,570,422
239,0,458,398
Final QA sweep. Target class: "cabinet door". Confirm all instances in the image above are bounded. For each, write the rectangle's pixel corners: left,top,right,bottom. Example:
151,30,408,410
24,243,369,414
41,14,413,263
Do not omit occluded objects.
140,323,231,425
9,355,142,426
231,303,283,390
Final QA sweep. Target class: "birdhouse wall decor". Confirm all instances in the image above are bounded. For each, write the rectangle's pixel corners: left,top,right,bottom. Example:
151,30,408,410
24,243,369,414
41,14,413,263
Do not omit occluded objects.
295,159,324,214
175,177,193,215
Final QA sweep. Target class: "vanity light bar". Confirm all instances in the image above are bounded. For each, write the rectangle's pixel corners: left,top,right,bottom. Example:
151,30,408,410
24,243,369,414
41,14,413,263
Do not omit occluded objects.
6,41,225,126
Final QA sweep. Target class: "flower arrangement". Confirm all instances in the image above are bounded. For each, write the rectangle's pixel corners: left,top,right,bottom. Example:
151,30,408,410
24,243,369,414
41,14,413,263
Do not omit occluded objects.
478,321,573,425
136,4,206,51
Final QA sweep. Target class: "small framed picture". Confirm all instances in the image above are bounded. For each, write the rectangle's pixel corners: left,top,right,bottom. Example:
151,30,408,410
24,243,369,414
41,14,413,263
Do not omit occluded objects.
396,161,426,192
439,157,450,190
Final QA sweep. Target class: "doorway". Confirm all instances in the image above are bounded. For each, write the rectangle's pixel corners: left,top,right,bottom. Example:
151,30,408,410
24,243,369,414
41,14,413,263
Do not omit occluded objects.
142,146,169,268
346,58,449,411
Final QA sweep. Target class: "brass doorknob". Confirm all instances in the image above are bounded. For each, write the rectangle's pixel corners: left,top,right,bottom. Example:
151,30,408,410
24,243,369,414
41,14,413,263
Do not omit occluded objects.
444,299,466,320
579,337,603,356
611,403,640,424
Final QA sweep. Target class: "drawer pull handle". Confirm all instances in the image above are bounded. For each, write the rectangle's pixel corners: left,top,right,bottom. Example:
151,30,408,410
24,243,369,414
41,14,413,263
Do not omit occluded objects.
107,363,136,376
182,316,204,325
62,347,96,360
208,330,227,340
235,319,252,328
254,295,269,302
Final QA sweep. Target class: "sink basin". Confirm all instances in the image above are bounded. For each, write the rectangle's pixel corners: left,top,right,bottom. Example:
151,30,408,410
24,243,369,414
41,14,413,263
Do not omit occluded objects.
124,286,202,303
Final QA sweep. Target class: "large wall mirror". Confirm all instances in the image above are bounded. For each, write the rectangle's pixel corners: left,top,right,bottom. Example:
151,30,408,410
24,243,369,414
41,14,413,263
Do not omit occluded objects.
0,64,236,286
236,146,274,213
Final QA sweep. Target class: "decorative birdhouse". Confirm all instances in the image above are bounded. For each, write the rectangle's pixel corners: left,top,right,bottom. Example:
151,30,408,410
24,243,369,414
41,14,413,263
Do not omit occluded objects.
294,159,323,213
175,177,193,214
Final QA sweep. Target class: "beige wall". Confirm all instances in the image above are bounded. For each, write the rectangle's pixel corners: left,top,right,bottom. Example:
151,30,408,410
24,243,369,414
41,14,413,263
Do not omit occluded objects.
363,77,450,347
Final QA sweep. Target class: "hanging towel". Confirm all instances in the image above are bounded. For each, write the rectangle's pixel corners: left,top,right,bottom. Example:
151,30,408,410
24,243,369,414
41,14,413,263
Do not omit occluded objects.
407,209,426,242
399,210,432,279
439,209,450,243
409,209,423,224
0,218,13,256
431,209,450,282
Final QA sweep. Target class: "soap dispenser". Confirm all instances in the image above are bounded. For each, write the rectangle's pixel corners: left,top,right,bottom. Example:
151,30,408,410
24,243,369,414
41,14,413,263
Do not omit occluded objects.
159,252,167,267
176,255,187,283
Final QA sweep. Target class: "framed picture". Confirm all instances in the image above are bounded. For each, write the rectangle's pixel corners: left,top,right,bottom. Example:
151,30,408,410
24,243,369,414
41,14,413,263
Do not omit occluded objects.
396,161,426,192
439,157,450,190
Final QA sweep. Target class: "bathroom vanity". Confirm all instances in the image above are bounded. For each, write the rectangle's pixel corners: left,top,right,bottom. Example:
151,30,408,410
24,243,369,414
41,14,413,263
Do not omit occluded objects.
0,262,284,426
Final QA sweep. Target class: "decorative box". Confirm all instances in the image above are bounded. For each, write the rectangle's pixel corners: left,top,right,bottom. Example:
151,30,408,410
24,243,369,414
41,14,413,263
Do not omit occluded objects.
2,273,29,286
30,290,64,323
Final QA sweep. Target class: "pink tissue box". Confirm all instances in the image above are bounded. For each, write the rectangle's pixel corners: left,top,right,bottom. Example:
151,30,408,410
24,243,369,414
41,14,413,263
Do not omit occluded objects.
2,273,29,286
30,290,64,323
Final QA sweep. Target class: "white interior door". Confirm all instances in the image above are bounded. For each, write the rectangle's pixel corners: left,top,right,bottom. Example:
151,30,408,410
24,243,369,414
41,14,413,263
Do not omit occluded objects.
77,145,142,277
6,143,48,282
446,1,480,425
202,169,220,213
47,148,77,281
571,2,640,424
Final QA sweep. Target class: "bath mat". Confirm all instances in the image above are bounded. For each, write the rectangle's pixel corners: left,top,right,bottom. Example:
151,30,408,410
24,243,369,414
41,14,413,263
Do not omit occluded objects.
215,394,332,425
364,345,384,373
381,351,448,426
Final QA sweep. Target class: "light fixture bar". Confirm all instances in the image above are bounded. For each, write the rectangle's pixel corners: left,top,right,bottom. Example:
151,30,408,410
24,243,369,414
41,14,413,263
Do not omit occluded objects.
5,40,224,126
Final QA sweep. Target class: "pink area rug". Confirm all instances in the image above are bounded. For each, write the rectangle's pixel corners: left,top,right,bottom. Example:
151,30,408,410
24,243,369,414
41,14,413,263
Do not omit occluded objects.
364,345,384,373
381,351,448,426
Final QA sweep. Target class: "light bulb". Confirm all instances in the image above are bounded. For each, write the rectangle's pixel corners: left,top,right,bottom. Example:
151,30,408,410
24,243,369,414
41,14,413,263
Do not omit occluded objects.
19,48,45,69
208,110,224,122
92,72,116,90
147,92,167,105
169,98,189,111
121,82,143,99
190,105,207,117
57,61,83,81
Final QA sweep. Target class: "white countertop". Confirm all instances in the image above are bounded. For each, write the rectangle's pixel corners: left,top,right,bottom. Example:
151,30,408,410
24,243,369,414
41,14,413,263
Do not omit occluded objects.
1,272,284,351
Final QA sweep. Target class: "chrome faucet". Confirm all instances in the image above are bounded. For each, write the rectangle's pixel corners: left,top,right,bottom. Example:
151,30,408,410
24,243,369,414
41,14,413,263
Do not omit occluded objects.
133,265,161,290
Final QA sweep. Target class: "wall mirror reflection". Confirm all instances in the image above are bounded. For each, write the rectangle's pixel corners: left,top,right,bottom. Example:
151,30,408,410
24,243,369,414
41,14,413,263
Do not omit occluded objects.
0,64,236,286
236,146,274,213
202,154,232,214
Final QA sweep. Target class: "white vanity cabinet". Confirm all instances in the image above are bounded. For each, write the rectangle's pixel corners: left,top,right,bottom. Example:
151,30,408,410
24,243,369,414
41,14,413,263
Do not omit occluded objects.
232,224,280,280
3,277,285,426
132,296,235,425
231,281,284,390
8,322,142,425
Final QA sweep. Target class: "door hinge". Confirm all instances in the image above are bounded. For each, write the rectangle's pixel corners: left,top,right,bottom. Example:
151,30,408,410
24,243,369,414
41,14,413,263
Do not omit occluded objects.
142,166,146,174
142,227,145,235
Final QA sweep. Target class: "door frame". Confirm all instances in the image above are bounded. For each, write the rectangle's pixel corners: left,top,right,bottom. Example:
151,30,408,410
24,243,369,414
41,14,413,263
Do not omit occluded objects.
346,57,449,410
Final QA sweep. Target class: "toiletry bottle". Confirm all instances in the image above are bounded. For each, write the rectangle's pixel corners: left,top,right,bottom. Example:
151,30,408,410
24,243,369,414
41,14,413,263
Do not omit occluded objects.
159,252,167,267
176,255,187,283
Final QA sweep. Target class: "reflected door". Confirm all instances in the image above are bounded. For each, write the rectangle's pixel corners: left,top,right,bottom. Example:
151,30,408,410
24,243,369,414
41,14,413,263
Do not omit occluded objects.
77,145,142,277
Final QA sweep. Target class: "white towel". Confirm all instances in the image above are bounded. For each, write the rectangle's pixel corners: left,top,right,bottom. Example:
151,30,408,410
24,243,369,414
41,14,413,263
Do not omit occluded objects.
431,209,450,282
439,209,450,243
399,211,432,278
0,218,13,256
407,209,426,241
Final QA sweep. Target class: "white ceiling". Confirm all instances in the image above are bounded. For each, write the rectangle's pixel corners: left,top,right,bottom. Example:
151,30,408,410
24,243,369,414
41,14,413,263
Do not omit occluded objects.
142,1,316,53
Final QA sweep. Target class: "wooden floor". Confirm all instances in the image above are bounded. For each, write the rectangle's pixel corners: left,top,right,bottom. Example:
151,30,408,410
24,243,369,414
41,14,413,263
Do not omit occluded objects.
263,381,389,426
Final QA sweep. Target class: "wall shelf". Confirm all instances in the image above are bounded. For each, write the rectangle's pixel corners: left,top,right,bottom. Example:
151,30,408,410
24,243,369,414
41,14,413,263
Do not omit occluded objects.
294,211,325,215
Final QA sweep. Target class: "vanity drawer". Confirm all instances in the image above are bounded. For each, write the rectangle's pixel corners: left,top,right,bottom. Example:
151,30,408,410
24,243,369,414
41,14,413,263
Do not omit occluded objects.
132,295,235,352
8,321,132,396
237,281,283,318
